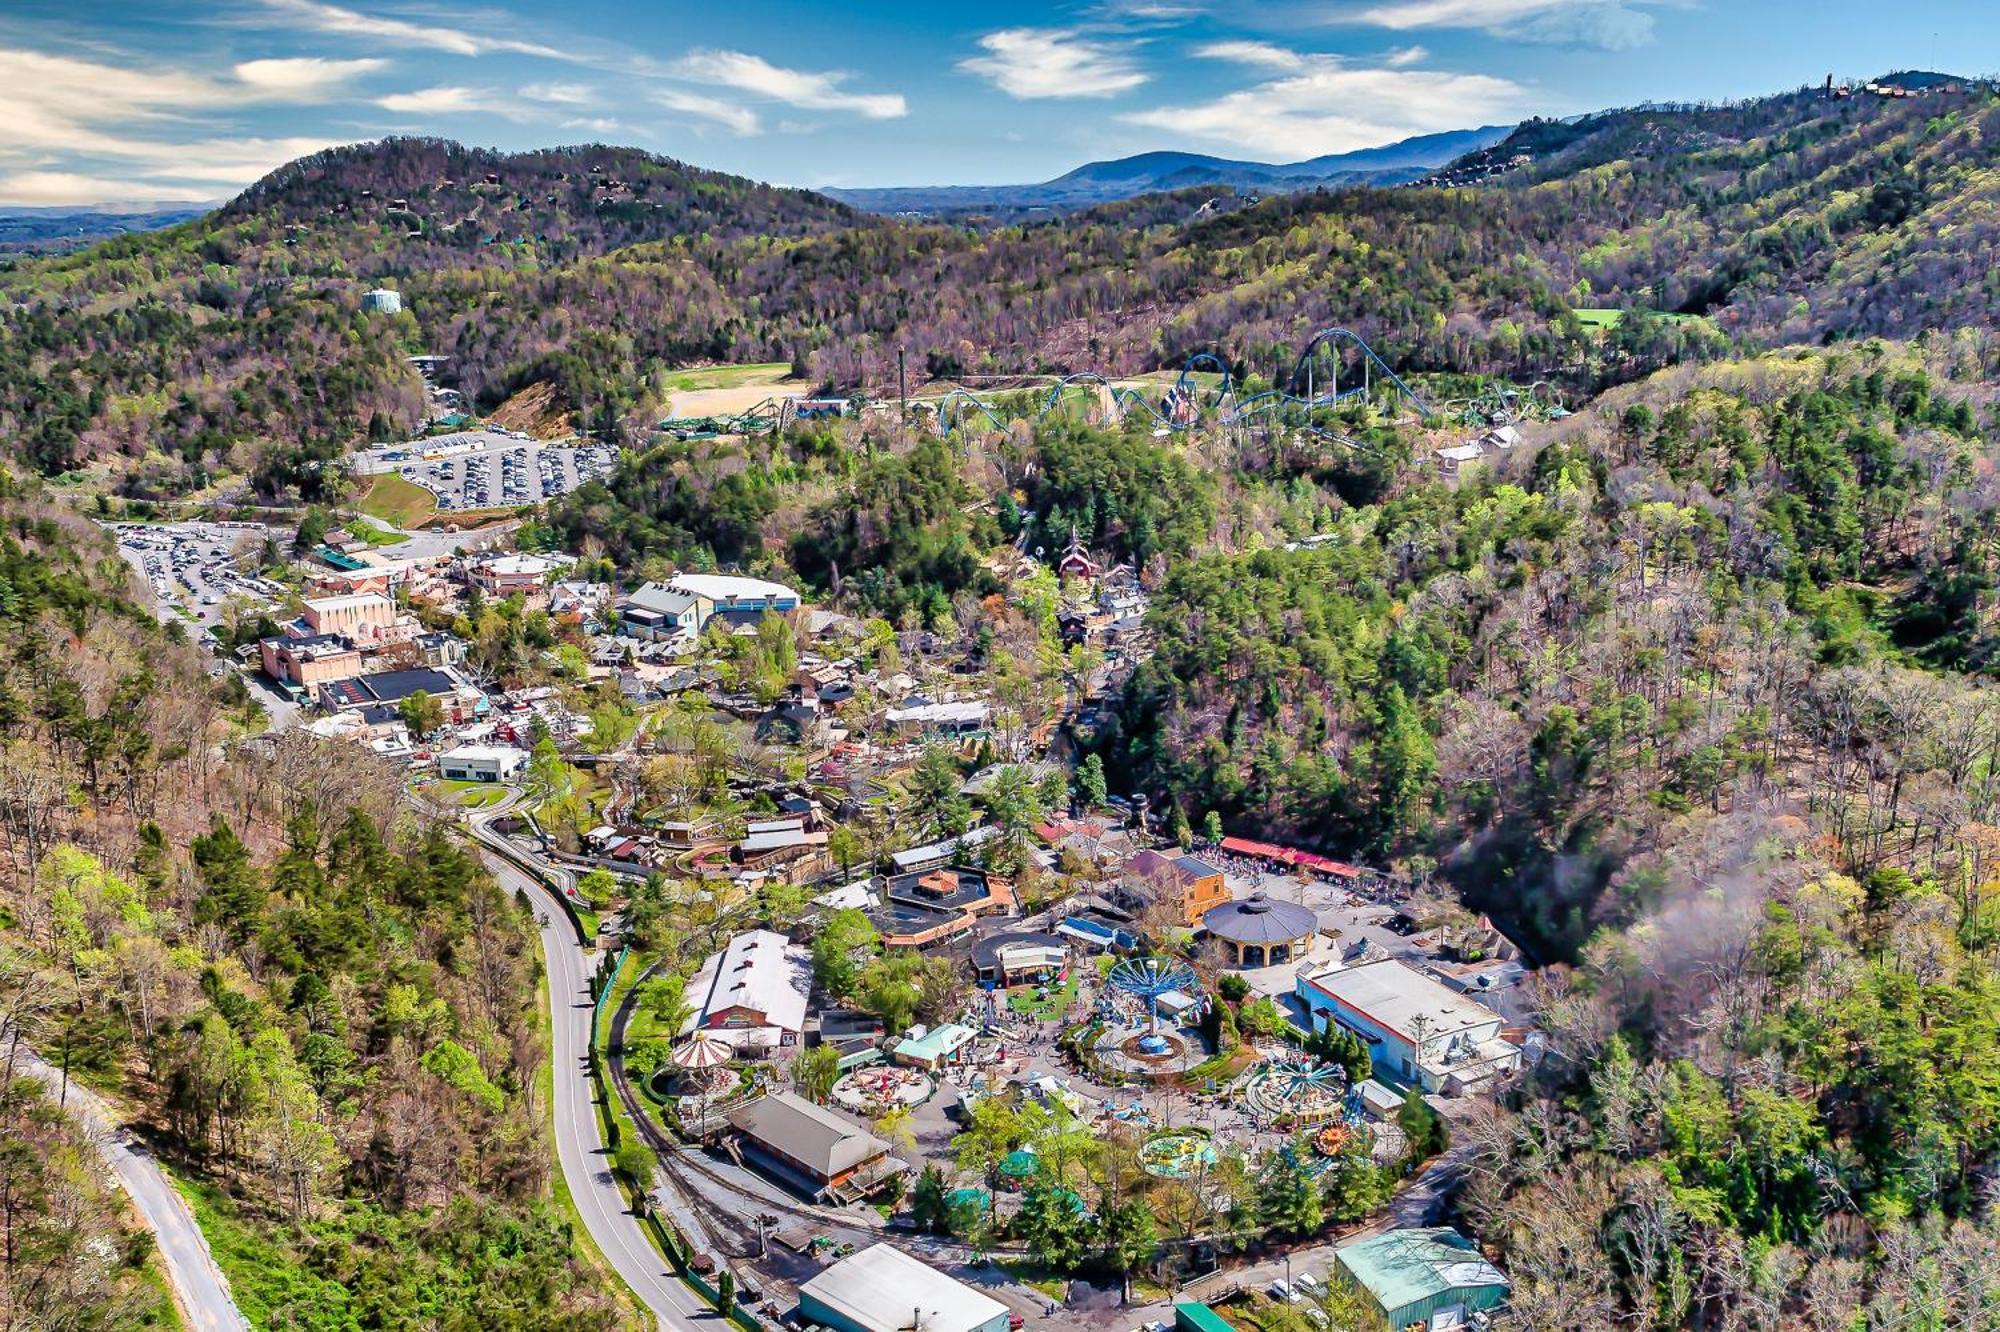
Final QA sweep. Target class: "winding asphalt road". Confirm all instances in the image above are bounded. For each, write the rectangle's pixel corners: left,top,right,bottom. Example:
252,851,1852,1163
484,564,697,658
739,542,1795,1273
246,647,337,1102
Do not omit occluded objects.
15,1048,250,1332
473,839,717,1330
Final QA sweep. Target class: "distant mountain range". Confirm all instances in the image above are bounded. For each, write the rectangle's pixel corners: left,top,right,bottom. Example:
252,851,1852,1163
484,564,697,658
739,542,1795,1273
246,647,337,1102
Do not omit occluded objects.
822,126,1514,216
0,125,1507,250
0,203,212,254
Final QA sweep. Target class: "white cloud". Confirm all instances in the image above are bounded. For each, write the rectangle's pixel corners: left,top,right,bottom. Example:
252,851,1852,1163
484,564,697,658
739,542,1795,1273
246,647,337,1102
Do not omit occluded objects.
0,49,345,169
1122,53,1529,156
375,85,515,115
1100,0,1206,17
131,138,349,185
1384,44,1430,65
561,116,623,134
233,56,386,96
259,0,573,59
1348,0,1656,49
959,28,1148,100
671,50,905,119
0,170,216,207
651,87,762,136
0,47,359,203
521,81,595,106
1192,40,1307,70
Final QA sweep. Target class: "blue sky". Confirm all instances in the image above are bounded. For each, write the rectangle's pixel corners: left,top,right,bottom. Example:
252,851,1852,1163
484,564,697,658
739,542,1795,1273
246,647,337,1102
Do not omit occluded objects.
0,0,1991,205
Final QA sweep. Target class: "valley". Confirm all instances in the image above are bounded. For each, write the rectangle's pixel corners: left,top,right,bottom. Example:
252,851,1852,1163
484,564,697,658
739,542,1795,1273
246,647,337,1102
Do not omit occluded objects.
3,54,2000,1332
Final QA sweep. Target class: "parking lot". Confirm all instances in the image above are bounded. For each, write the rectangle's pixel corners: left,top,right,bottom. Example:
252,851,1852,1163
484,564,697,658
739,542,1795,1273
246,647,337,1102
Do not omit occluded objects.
111,521,285,638
353,430,618,511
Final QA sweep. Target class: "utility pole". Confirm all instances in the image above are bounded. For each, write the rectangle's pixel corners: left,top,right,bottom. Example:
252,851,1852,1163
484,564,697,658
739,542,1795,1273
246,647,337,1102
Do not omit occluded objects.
897,345,908,432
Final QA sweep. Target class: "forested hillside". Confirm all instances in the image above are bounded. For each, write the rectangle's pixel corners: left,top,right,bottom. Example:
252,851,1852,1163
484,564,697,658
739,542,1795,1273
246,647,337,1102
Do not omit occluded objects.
3,82,1996,489
0,138,861,475
1108,337,2000,944
0,474,624,1329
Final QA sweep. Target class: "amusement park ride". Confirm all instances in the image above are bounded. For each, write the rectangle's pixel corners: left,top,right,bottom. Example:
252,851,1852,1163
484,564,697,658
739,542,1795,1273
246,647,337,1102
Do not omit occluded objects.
924,327,1439,453
656,325,1567,449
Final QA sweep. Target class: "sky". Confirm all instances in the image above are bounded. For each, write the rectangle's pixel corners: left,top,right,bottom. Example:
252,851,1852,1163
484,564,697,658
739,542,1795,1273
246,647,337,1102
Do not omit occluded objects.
0,0,1992,206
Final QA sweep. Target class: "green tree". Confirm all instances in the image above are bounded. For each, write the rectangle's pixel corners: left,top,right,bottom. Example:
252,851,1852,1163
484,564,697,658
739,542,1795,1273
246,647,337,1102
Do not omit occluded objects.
1074,754,1109,810
910,745,970,836
191,819,264,945
827,825,863,880
911,1163,953,1233
400,688,446,738
1096,1199,1158,1297
1319,1139,1389,1222
1397,1089,1449,1166
614,1137,654,1186
1256,1141,1324,1238
857,952,926,1034
810,908,880,997
1304,1023,1371,1083
1016,1181,1094,1273
792,1044,841,1103
639,974,693,1039
1370,684,1436,848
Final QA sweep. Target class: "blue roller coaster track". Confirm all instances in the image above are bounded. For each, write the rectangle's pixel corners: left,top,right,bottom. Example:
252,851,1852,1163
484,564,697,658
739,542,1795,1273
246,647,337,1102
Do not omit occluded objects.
926,327,1437,452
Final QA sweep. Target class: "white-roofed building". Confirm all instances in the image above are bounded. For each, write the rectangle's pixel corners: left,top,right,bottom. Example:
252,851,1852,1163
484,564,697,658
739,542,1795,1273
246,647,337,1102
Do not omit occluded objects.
684,929,811,1050
884,700,990,734
1435,443,1488,479
1294,958,1521,1093
890,825,1001,875
469,552,566,594
798,1243,1010,1332
668,573,800,614
437,743,528,783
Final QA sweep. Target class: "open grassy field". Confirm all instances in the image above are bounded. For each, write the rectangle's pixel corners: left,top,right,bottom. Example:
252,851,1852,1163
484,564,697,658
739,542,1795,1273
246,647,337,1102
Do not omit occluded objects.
660,363,816,421
345,518,409,548
1572,307,1705,332
357,472,437,528
660,362,792,392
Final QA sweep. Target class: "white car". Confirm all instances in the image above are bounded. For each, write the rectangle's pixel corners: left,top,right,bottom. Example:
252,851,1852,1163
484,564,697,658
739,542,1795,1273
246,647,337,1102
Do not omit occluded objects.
1268,1281,1296,1303
1293,1273,1321,1295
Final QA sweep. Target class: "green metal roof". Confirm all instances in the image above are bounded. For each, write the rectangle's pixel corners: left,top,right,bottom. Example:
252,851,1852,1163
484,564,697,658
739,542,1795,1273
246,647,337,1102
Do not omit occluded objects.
998,1149,1039,1177
894,1022,976,1063
1336,1228,1508,1317
1174,1302,1234,1332
316,546,369,571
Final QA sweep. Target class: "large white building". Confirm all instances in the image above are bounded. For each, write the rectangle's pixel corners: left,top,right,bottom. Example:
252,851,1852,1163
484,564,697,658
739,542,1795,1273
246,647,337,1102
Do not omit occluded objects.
667,573,800,614
1293,959,1521,1093
798,1244,1010,1332
683,929,811,1050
